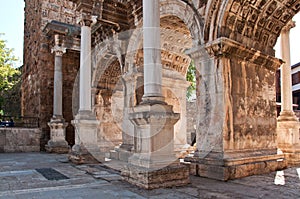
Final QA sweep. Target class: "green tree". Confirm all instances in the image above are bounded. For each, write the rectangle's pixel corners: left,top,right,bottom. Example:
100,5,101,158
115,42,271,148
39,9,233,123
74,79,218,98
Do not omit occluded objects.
186,60,196,101
0,34,21,115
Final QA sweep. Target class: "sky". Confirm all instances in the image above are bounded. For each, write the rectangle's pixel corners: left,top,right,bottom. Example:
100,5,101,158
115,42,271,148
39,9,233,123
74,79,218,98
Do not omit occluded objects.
1,1,300,67
0,0,24,67
275,13,300,66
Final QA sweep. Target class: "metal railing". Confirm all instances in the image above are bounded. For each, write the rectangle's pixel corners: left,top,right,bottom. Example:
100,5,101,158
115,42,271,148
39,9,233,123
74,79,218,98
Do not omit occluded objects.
0,116,39,128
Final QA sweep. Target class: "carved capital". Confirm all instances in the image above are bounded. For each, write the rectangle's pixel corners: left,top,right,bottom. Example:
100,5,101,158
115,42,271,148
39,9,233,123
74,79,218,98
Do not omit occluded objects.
51,34,66,56
186,45,210,61
77,13,97,27
51,45,67,56
282,20,296,33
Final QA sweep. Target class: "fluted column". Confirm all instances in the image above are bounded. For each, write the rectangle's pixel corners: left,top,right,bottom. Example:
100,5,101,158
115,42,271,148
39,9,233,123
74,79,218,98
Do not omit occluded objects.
278,20,298,121
142,0,164,103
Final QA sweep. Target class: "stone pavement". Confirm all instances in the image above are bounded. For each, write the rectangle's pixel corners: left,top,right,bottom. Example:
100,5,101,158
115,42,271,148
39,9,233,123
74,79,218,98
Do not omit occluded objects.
0,153,300,198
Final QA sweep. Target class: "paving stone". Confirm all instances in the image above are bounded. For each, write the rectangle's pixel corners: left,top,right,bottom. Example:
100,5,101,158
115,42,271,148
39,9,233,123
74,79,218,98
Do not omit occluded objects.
93,174,122,181
1,153,300,198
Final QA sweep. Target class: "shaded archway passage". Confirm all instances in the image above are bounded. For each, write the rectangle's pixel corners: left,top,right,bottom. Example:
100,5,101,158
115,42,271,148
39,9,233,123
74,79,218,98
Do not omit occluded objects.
93,58,124,152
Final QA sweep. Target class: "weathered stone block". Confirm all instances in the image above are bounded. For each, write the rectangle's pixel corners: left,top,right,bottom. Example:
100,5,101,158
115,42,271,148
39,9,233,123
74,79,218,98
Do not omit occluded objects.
0,128,40,153
185,153,287,181
122,164,190,189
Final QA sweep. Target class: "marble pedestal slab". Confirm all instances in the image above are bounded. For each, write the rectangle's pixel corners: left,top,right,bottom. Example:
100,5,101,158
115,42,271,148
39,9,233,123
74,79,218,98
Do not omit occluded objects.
277,119,300,166
69,112,102,164
121,103,189,189
46,119,69,154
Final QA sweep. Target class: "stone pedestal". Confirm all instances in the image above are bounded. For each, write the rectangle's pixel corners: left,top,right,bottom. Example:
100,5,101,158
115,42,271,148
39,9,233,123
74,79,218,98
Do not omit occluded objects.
46,119,69,153
69,112,102,164
121,103,190,189
277,120,300,166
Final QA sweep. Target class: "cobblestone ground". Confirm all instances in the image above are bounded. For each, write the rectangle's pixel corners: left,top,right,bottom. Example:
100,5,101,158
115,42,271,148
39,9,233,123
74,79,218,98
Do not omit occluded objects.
0,153,300,199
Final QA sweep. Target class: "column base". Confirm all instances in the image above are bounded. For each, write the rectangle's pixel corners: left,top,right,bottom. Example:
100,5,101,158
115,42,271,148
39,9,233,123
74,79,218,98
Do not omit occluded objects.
112,144,134,162
141,96,166,105
69,144,102,164
277,110,299,122
46,120,69,154
128,153,179,169
277,120,300,166
175,144,194,159
184,151,286,181
69,112,103,164
45,140,70,154
121,164,190,189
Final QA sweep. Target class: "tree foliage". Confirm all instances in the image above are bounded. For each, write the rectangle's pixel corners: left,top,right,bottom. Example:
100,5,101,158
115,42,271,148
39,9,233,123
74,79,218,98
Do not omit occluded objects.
186,60,196,101
0,34,21,115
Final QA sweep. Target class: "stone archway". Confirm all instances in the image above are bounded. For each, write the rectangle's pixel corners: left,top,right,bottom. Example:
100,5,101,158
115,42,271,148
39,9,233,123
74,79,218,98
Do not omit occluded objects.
91,42,125,153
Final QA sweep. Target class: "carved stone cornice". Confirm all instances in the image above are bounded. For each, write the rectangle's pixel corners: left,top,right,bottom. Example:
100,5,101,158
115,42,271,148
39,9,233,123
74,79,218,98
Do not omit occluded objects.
44,20,81,37
43,21,81,52
70,0,94,13
187,37,283,70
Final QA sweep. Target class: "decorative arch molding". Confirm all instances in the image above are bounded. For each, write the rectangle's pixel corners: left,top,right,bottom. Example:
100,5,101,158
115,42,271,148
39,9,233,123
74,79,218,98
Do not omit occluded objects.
205,0,300,55
160,0,204,45
91,41,122,88
125,0,204,73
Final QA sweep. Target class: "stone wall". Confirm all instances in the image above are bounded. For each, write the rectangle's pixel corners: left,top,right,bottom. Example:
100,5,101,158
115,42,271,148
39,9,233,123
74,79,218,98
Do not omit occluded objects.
0,128,40,152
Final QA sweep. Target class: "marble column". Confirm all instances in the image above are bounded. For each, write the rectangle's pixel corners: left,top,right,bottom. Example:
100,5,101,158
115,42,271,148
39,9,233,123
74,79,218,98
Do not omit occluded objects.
122,0,189,189
70,14,101,164
142,0,164,104
46,34,69,154
278,21,298,121
277,21,300,166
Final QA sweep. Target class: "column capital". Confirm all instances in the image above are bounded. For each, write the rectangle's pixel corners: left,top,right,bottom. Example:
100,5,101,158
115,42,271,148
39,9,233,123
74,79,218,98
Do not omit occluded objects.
51,34,66,56
282,20,296,33
71,0,97,27
77,14,96,27
51,45,67,57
